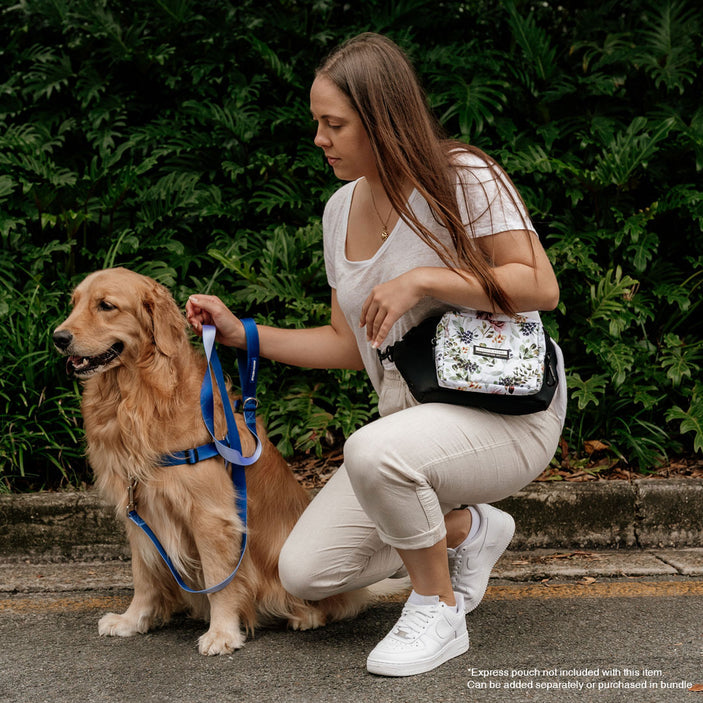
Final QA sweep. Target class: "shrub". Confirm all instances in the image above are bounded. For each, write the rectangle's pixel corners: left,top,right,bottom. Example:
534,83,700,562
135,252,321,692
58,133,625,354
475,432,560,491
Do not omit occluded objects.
0,0,701,490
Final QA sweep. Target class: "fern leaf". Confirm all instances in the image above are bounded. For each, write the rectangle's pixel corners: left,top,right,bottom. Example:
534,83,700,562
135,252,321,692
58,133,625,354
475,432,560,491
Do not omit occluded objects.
439,75,510,137
589,266,640,337
660,333,703,385
247,36,295,83
567,372,608,410
504,0,558,83
594,117,676,187
638,0,700,94
666,386,703,454
0,175,15,200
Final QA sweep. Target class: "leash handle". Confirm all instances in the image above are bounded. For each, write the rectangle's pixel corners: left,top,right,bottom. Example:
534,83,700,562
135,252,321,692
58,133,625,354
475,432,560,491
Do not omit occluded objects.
237,317,260,430
201,322,262,466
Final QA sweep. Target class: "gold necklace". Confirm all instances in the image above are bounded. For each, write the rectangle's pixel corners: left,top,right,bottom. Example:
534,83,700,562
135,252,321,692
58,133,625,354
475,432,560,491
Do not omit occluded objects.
368,186,394,241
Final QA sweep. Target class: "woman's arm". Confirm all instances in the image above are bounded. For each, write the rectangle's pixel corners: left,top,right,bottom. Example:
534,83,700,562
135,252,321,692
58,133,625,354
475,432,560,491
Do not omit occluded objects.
186,289,364,371
360,229,559,348
428,228,560,311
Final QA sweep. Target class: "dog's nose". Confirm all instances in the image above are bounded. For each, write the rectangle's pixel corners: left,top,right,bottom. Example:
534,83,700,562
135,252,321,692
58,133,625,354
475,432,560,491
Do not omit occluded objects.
53,329,73,351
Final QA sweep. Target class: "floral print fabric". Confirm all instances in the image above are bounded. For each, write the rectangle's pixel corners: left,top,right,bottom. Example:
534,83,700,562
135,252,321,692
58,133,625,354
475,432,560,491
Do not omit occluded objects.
434,311,546,396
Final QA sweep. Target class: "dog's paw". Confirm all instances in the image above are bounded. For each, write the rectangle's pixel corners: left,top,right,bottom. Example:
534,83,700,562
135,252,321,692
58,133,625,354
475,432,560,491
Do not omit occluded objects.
98,612,148,637
198,628,246,656
287,608,325,631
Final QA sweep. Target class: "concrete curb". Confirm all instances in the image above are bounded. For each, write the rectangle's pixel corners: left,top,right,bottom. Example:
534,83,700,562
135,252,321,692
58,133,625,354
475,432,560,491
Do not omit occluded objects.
496,478,703,549
2,478,703,559
0,491,129,560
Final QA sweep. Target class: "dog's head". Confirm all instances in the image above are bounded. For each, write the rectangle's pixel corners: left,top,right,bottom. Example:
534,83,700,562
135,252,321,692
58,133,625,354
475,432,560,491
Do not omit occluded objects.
53,267,187,378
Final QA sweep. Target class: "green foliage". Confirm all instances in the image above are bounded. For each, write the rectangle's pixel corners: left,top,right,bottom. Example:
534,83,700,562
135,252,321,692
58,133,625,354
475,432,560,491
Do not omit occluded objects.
0,273,86,491
207,220,378,455
667,383,703,454
0,0,702,490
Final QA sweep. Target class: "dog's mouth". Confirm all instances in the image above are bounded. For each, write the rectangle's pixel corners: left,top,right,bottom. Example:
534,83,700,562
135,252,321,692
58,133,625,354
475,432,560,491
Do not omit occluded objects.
66,342,124,377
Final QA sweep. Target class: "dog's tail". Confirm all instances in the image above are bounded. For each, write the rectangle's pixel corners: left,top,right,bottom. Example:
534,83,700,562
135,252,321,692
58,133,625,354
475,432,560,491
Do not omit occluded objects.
366,574,412,603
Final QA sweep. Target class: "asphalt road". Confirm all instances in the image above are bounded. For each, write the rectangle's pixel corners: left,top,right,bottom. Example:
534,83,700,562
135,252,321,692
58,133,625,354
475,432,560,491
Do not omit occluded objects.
1,575,702,703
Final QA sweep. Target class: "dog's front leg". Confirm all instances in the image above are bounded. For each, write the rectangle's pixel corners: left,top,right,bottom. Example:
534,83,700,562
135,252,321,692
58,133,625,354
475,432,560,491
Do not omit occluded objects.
99,528,171,637
193,519,249,655
197,586,248,655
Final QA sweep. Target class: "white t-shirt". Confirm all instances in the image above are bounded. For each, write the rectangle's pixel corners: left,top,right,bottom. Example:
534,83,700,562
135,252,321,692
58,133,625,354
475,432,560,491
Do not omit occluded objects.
322,150,566,423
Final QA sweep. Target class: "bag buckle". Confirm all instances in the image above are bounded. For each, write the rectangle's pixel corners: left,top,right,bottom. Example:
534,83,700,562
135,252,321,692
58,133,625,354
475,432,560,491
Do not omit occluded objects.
377,345,394,363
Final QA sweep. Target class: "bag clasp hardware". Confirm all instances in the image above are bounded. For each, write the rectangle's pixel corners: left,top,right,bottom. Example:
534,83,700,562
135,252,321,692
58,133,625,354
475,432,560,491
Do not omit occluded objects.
377,345,394,363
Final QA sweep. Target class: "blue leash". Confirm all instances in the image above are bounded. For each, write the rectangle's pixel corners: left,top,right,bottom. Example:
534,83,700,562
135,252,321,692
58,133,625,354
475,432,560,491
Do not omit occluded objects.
127,320,262,594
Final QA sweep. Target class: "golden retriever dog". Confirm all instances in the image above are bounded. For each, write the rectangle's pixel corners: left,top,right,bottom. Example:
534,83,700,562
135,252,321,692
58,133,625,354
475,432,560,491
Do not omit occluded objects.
53,267,368,655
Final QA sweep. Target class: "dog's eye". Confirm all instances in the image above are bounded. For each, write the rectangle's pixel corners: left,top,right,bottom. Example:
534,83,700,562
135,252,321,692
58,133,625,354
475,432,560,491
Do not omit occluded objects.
98,300,117,311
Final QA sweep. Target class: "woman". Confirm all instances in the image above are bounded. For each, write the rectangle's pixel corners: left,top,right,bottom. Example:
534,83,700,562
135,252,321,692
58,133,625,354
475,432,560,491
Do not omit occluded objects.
186,32,567,677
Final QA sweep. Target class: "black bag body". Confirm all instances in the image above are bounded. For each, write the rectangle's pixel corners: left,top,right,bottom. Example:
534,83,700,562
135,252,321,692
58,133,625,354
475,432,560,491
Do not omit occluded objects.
378,315,559,415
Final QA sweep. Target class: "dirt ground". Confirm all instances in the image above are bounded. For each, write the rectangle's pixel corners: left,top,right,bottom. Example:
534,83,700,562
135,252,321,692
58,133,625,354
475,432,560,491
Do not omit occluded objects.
287,444,703,491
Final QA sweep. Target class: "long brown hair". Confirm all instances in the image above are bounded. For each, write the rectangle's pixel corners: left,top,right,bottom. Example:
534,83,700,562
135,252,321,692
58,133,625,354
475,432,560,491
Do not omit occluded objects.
317,32,532,315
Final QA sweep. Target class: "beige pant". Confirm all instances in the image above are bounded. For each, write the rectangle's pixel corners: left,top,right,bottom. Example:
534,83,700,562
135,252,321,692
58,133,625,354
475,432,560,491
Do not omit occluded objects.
279,368,564,600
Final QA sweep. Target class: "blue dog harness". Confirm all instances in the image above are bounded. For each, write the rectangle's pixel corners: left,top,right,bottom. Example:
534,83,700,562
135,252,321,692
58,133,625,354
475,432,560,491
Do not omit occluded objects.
127,320,261,594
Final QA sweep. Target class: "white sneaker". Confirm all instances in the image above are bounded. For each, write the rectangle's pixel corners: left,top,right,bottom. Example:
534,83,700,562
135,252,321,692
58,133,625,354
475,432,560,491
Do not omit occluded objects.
448,504,515,614
366,591,469,677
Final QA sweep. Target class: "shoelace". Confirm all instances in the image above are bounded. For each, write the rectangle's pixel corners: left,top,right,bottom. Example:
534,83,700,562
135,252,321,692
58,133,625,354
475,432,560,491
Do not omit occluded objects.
447,547,465,580
392,604,439,641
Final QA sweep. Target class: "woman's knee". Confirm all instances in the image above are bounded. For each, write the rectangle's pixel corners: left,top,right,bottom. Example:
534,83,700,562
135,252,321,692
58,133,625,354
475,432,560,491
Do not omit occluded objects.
343,426,372,473
278,537,320,600
344,423,412,499
278,535,352,601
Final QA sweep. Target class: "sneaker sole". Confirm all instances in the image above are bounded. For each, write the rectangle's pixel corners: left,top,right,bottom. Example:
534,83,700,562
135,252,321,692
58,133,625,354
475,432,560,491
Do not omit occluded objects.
366,631,470,677
462,511,515,614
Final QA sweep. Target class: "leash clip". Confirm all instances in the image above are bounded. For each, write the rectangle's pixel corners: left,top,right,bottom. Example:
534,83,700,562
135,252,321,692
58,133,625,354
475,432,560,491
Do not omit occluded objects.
127,478,138,515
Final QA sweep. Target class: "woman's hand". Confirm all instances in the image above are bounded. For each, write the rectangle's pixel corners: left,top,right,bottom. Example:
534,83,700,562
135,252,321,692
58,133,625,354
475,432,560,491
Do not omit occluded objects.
185,294,245,347
360,270,424,349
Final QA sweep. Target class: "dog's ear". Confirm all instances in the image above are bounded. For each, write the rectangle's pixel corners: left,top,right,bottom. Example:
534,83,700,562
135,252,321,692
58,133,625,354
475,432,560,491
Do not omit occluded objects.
142,281,186,358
